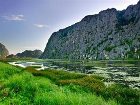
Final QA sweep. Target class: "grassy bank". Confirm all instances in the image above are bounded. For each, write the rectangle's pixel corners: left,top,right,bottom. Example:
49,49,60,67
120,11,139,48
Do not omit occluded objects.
0,62,118,105
26,67,140,105
0,62,140,105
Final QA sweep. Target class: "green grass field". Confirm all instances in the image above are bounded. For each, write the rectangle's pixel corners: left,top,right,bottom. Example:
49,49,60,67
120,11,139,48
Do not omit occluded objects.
0,62,140,105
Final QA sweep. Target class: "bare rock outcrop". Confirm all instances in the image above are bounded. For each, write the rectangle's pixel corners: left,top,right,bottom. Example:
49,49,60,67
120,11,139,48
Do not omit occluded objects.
0,43,9,59
41,1,140,60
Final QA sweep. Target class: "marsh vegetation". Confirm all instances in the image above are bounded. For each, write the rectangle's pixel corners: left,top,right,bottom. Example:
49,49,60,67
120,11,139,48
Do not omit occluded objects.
0,59,139,105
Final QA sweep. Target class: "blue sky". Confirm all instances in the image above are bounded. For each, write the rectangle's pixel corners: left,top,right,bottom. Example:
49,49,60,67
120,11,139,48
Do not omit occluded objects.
0,0,139,54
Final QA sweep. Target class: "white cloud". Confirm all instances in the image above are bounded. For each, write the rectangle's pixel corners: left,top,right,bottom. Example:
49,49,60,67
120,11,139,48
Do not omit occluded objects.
2,15,25,21
107,0,139,10
34,24,48,28
123,0,139,5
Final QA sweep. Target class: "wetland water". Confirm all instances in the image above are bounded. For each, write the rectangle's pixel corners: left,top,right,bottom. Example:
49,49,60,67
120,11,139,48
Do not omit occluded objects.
9,60,140,89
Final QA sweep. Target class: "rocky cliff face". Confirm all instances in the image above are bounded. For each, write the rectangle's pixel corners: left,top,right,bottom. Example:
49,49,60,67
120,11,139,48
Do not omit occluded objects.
16,50,42,58
41,1,140,60
0,43,9,59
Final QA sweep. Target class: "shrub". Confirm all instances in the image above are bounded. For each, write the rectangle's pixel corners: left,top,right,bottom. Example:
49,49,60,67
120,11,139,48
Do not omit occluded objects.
101,84,140,105
105,46,115,52
25,67,86,81
57,76,105,95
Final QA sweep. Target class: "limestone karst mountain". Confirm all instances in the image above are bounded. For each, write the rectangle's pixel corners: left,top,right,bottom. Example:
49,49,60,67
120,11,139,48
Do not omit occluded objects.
0,43,9,59
41,1,140,60
16,50,42,58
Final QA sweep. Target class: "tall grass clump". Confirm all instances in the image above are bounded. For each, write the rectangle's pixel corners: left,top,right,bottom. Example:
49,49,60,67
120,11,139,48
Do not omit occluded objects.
102,84,140,105
0,72,36,104
34,89,118,105
0,62,22,80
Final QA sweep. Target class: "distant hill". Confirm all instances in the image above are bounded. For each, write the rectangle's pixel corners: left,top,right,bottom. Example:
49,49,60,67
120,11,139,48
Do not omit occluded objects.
0,43,9,59
41,0,140,60
16,50,42,58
